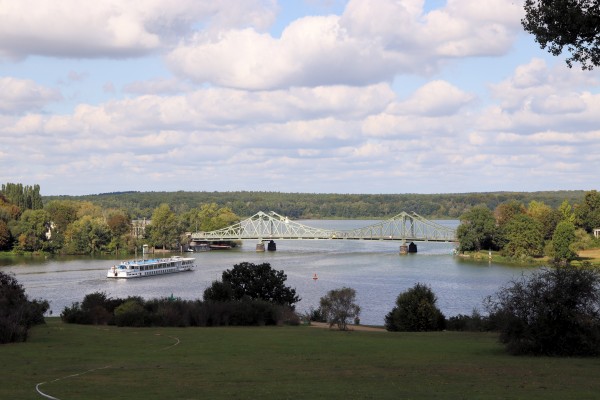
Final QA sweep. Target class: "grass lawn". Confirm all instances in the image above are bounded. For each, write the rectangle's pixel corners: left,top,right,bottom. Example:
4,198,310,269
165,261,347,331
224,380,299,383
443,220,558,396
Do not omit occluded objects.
3,319,600,400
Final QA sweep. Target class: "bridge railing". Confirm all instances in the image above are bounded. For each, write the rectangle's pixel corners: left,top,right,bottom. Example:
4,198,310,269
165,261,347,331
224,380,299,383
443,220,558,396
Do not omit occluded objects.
191,211,457,242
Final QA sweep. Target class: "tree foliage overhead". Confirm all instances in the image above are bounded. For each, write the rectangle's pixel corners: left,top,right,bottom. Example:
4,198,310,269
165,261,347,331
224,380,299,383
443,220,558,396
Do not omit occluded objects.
486,265,600,356
522,0,600,69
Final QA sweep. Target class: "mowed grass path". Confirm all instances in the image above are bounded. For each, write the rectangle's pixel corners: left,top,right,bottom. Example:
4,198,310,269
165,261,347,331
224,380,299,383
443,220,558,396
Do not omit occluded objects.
3,319,600,399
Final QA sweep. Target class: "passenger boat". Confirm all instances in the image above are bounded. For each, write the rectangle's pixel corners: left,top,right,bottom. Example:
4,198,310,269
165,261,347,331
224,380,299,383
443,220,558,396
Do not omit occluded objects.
107,255,195,279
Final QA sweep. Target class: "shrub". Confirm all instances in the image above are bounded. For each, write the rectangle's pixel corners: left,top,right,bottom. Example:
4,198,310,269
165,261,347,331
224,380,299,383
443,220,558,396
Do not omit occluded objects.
446,310,495,332
61,291,123,325
114,298,147,327
486,264,600,356
385,283,445,332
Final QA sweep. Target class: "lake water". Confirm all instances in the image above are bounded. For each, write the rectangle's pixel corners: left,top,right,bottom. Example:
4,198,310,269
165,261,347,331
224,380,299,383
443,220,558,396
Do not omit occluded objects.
0,220,536,326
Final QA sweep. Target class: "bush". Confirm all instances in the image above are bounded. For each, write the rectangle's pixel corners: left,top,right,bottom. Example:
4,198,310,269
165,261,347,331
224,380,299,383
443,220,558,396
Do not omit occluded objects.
0,271,48,343
486,264,600,356
446,310,495,332
114,298,147,327
385,283,445,332
61,291,123,325
61,292,299,328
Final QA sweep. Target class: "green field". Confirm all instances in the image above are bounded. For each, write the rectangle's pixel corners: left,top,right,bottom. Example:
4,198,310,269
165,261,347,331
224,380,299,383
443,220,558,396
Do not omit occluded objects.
3,319,600,399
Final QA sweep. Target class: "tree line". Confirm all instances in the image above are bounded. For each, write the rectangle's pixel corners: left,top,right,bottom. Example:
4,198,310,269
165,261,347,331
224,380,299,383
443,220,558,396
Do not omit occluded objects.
0,182,240,255
44,190,586,220
457,190,600,263
2,181,597,256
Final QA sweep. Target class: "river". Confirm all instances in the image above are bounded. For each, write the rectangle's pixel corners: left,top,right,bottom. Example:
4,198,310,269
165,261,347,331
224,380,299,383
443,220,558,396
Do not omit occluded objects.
0,220,536,326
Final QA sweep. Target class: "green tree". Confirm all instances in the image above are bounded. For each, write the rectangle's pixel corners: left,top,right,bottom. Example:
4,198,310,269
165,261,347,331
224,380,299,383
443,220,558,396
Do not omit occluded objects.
149,204,179,250
45,200,80,233
1,183,43,211
0,220,12,250
502,214,544,258
194,203,239,232
64,216,111,255
0,271,49,343
14,209,51,252
457,206,499,252
486,265,600,356
558,199,576,223
575,190,600,233
551,221,577,263
494,200,526,227
522,0,600,70
527,200,560,240
385,283,445,332
318,287,361,331
205,262,300,308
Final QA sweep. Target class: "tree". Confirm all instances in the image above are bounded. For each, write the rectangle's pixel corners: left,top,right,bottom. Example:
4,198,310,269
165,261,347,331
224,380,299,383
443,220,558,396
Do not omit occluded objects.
502,214,544,258
319,287,361,331
522,0,600,70
0,220,12,250
205,262,300,308
558,199,576,224
551,221,577,263
13,209,51,252
494,200,526,227
527,200,561,240
575,190,600,233
45,200,80,233
149,204,179,250
0,271,48,343
385,283,445,332
64,216,111,255
457,206,499,252
486,265,600,356
194,203,239,232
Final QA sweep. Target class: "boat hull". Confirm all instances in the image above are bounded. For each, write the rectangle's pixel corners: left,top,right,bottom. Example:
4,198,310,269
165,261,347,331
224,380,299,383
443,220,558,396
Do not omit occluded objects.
107,256,196,279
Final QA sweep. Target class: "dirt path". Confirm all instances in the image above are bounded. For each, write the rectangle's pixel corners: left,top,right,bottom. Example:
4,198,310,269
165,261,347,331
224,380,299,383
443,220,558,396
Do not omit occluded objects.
309,321,386,332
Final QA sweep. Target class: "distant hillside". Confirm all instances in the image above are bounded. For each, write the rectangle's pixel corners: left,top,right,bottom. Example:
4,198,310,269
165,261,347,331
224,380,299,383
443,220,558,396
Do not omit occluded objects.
43,190,588,220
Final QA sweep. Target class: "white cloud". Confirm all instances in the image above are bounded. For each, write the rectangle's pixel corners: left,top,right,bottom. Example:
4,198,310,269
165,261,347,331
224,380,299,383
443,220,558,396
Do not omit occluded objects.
167,0,523,90
0,0,277,59
0,77,61,114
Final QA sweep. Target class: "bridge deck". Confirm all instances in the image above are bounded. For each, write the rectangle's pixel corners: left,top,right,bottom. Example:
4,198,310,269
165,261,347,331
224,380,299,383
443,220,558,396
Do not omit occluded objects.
191,211,457,242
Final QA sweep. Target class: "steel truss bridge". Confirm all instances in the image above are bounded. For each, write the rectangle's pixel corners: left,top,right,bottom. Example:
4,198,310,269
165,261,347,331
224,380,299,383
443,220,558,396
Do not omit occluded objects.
191,211,457,243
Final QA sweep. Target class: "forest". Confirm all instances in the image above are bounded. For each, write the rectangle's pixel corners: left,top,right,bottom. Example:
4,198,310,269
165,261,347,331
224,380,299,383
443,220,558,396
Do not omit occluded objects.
44,190,587,220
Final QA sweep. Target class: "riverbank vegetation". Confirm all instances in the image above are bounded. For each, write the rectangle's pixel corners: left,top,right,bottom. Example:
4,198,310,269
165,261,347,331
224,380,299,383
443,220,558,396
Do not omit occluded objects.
2,182,599,260
4,318,600,399
457,191,600,265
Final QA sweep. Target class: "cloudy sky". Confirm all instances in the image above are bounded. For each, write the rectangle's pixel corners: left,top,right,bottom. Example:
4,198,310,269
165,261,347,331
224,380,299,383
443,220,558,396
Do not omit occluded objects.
1,0,598,196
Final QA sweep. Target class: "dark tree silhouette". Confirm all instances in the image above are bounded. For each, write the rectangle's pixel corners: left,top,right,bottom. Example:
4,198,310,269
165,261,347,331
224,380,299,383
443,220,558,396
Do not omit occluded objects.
522,0,600,69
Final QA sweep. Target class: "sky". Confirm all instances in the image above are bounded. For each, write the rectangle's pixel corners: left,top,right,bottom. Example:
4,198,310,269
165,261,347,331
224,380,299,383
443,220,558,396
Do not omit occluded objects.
1,0,599,196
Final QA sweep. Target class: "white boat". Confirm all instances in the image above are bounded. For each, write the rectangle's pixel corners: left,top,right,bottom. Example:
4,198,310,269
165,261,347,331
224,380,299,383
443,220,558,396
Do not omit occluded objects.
107,255,195,279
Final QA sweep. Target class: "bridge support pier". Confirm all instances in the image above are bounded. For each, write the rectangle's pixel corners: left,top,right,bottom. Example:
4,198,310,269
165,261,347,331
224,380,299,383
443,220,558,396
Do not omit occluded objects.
399,242,417,255
256,242,265,252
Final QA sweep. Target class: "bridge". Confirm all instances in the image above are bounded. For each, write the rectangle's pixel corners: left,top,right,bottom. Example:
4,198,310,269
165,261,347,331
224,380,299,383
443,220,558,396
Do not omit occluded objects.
190,211,457,253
